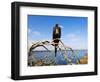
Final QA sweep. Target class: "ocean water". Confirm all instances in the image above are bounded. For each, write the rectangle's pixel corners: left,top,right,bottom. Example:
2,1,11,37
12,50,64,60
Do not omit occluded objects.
28,50,87,65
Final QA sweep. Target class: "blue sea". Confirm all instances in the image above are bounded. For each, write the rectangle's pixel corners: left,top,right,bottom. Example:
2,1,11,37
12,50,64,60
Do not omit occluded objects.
28,50,87,65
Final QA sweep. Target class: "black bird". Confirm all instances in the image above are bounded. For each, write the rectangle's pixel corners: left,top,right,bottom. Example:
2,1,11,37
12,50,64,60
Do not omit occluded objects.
52,24,61,57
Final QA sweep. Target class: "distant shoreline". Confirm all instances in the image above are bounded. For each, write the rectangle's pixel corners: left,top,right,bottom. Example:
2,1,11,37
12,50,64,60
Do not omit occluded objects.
31,50,88,52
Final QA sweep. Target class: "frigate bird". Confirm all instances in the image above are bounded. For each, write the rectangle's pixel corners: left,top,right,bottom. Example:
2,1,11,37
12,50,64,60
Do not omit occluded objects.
28,24,77,66
52,24,61,57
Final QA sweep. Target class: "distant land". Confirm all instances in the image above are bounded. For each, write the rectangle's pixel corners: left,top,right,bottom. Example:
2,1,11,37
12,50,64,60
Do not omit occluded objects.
30,49,88,52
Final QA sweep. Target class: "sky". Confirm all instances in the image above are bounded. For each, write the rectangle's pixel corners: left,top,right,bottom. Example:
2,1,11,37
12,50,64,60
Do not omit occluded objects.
28,15,88,50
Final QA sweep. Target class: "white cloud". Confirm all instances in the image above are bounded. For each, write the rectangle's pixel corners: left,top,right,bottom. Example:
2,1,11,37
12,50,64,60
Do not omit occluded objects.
66,33,80,42
28,28,41,36
61,33,88,49
32,31,40,36
64,42,87,50
28,28,31,34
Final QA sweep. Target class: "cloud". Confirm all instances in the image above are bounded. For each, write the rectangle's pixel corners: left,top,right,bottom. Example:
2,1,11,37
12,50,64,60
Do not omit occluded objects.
28,28,41,36
32,31,40,36
66,33,80,42
62,33,87,49
28,28,31,33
